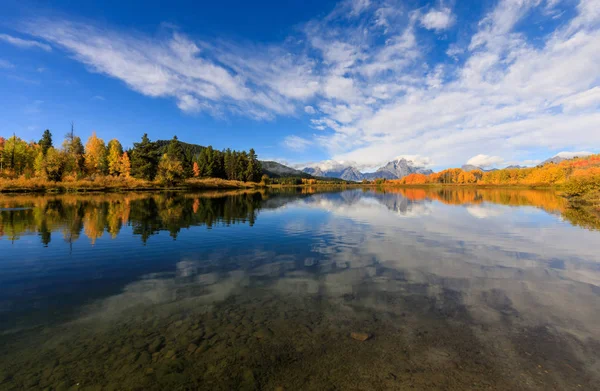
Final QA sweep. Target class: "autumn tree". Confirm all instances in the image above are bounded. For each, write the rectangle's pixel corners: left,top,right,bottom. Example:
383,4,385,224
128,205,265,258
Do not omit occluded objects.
1,135,35,176
107,139,124,176
157,153,184,185
260,174,270,185
193,161,200,177
44,147,68,181
34,150,45,178
120,152,131,177
85,132,107,175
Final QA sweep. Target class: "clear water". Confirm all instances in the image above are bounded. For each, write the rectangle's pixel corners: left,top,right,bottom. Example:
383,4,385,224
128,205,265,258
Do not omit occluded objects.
0,188,599,390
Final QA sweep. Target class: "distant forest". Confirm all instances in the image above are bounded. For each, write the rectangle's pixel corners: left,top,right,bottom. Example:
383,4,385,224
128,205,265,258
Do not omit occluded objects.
0,129,262,184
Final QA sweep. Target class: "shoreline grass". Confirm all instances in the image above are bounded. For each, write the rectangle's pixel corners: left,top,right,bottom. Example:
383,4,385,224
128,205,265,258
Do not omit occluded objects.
0,177,257,193
1,176,599,213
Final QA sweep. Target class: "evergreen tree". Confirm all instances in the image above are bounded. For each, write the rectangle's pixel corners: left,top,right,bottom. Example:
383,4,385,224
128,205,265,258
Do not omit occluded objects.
131,134,160,180
63,134,85,177
236,151,249,181
39,129,53,156
246,148,262,182
224,149,235,180
166,136,185,162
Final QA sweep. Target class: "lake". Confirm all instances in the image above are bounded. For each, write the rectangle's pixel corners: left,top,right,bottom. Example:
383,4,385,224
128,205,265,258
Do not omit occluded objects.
1,188,599,390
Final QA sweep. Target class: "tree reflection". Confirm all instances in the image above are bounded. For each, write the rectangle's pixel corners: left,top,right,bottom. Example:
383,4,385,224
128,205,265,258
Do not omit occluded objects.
0,188,598,246
0,191,264,245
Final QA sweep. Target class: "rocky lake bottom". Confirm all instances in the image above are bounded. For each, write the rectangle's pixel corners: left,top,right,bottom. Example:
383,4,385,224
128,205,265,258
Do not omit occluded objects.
1,189,599,390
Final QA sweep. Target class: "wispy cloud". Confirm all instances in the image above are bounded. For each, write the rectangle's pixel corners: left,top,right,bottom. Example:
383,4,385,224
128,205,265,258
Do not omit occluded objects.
0,33,52,51
283,135,313,152
466,154,505,168
17,0,600,168
556,151,593,159
304,105,317,114
0,59,14,69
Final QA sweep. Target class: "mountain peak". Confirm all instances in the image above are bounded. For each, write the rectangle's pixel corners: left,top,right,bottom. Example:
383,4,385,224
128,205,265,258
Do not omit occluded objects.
300,157,432,181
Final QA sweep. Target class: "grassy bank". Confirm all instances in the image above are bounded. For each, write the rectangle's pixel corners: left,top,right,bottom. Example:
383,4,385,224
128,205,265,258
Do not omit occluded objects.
0,177,257,193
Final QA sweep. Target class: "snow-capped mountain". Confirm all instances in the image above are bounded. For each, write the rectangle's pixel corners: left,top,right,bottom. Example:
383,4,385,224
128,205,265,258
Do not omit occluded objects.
362,158,433,180
301,158,432,181
301,160,364,181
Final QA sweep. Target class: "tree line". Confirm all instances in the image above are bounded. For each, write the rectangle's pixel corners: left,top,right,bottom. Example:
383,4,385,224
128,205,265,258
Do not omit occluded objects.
0,129,263,184
391,154,600,194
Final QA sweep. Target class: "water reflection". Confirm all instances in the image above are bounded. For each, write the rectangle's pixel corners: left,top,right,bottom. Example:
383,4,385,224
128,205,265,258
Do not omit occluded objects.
0,188,599,390
0,191,263,245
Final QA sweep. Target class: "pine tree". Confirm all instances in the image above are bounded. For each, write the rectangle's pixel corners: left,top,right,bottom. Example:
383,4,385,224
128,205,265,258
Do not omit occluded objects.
62,131,85,177
39,129,53,156
246,148,262,182
131,134,160,180
166,136,185,161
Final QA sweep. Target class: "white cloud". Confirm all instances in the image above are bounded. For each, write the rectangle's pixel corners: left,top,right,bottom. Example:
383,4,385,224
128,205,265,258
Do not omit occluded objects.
420,7,455,31
18,0,600,168
467,154,505,168
304,105,316,114
176,94,204,113
0,33,52,51
283,135,313,152
466,206,504,219
556,151,593,159
301,159,360,171
395,155,433,167
323,76,359,102
21,21,311,119
0,59,14,69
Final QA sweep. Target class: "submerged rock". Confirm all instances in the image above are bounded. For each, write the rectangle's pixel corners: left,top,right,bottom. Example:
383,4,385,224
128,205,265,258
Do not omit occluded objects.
187,343,198,353
148,337,164,353
253,327,274,339
350,332,371,342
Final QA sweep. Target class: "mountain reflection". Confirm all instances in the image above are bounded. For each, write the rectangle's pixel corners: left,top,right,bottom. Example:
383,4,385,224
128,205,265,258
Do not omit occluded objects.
1,187,597,246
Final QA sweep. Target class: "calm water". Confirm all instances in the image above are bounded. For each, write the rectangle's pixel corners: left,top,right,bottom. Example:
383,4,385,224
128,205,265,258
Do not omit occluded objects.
1,188,599,390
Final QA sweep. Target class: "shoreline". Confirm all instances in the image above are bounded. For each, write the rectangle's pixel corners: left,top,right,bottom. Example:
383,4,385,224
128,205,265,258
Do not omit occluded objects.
0,178,597,210
0,178,258,194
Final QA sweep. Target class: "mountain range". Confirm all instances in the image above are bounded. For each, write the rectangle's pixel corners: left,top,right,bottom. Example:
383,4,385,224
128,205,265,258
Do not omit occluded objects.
155,139,585,182
302,158,433,181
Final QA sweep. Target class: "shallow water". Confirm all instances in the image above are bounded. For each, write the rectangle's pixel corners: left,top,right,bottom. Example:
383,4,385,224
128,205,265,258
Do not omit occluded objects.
0,188,599,390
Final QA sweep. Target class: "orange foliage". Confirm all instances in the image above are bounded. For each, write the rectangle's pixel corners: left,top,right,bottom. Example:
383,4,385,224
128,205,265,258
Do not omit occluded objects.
385,154,600,190
402,173,429,184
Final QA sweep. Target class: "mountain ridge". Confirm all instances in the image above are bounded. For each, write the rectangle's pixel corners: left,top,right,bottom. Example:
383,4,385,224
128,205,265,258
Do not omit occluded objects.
302,158,433,181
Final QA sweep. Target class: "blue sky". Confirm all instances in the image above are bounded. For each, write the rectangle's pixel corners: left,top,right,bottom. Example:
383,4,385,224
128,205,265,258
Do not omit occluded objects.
1,0,599,171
